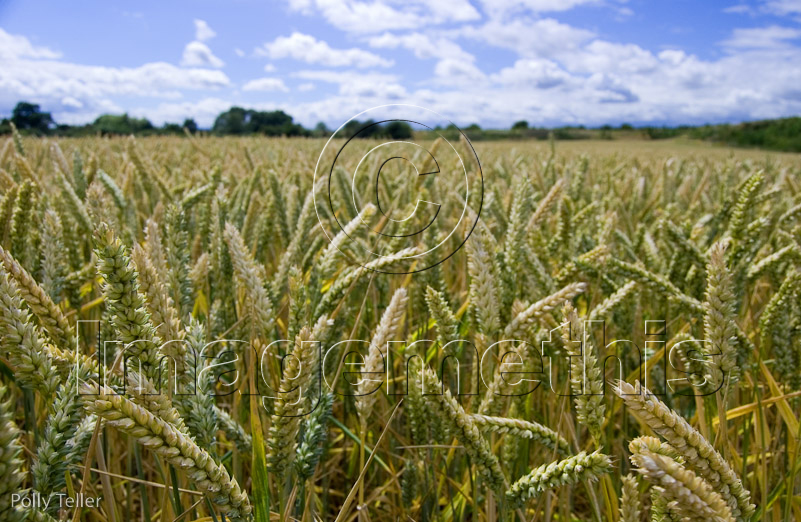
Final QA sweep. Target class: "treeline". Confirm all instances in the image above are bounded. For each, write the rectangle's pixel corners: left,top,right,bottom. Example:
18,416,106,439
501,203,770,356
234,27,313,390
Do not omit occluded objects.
0,101,412,139
685,117,801,152
2,101,800,152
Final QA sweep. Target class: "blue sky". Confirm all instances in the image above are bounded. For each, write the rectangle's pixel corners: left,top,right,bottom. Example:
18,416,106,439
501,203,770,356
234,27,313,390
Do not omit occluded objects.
1,0,801,128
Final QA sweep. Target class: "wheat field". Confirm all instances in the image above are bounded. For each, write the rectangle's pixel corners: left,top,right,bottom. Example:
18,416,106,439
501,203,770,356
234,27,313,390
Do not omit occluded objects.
1,129,801,521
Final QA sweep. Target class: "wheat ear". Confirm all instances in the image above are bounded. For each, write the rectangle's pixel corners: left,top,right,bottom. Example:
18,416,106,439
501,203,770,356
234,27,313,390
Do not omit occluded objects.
0,245,73,348
267,326,316,481
356,287,408,426
703,241,738,385
0,385,26,522
631,447,734,522
469,414,571,455
613,380,754,520
506,450,612,508
562,302,605,443
419,363,506,492
0,268,61,397
93,224,164,379
223,222,274,334
83,383,251,520
504,282,587,339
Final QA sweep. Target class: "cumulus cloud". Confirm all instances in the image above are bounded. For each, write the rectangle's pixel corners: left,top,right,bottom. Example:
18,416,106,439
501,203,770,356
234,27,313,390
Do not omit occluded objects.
492,59,571,88
461,18,594,58
194,19,217,41
257,32,393,67
722,25,801,48
0,28,61,60
433,59,486,84
762,0,801,16
0,28,230,124
284,0,480,33
368,32,475,62
298,82,315,91
242,77,289,92
181,41,225,67
479,0,602,17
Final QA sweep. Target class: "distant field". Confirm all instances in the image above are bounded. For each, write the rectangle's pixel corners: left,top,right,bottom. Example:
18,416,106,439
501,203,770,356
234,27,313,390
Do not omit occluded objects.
1,133,801,521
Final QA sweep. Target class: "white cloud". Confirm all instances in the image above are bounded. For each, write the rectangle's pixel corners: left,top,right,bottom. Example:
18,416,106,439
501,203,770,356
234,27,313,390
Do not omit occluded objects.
492,59,571,88
762,0,801,15
479,0,602,17
298,82,316,91
0,27,231,124
722,25,801,48
242,77,290,92
292,69,405,98
284,0,480,33
433,59,486,84
723,4,754,14
181,41,225,67
461,18,594,58
235,48,245,57
131,97,234,127
264,64,276,72
292,69,397,84
258,32,393,67
194,19,216,41
368,32,475,62
561,40,658,74
0,28,61,60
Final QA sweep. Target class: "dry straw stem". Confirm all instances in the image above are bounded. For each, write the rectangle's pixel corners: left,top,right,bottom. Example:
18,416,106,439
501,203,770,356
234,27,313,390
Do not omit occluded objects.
506,450,612,508
469,413,571,455
419,363,506,492
0,245,73,347
356,287,408,426
83,383,252,521
630,447,734,522
613,380,754,520
503,282,587,339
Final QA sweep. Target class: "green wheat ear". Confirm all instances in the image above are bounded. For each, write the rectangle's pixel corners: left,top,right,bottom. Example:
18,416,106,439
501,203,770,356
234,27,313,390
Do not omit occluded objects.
0,385,27,522
506,451,613,508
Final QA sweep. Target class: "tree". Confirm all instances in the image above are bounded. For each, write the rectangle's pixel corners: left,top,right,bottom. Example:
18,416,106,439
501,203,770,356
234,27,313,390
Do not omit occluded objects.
11,102,54,134
213,107,248,135
183,118,198,133
383,121,413,139
312,122,330,137
512,120,529,130
93,114,153,135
